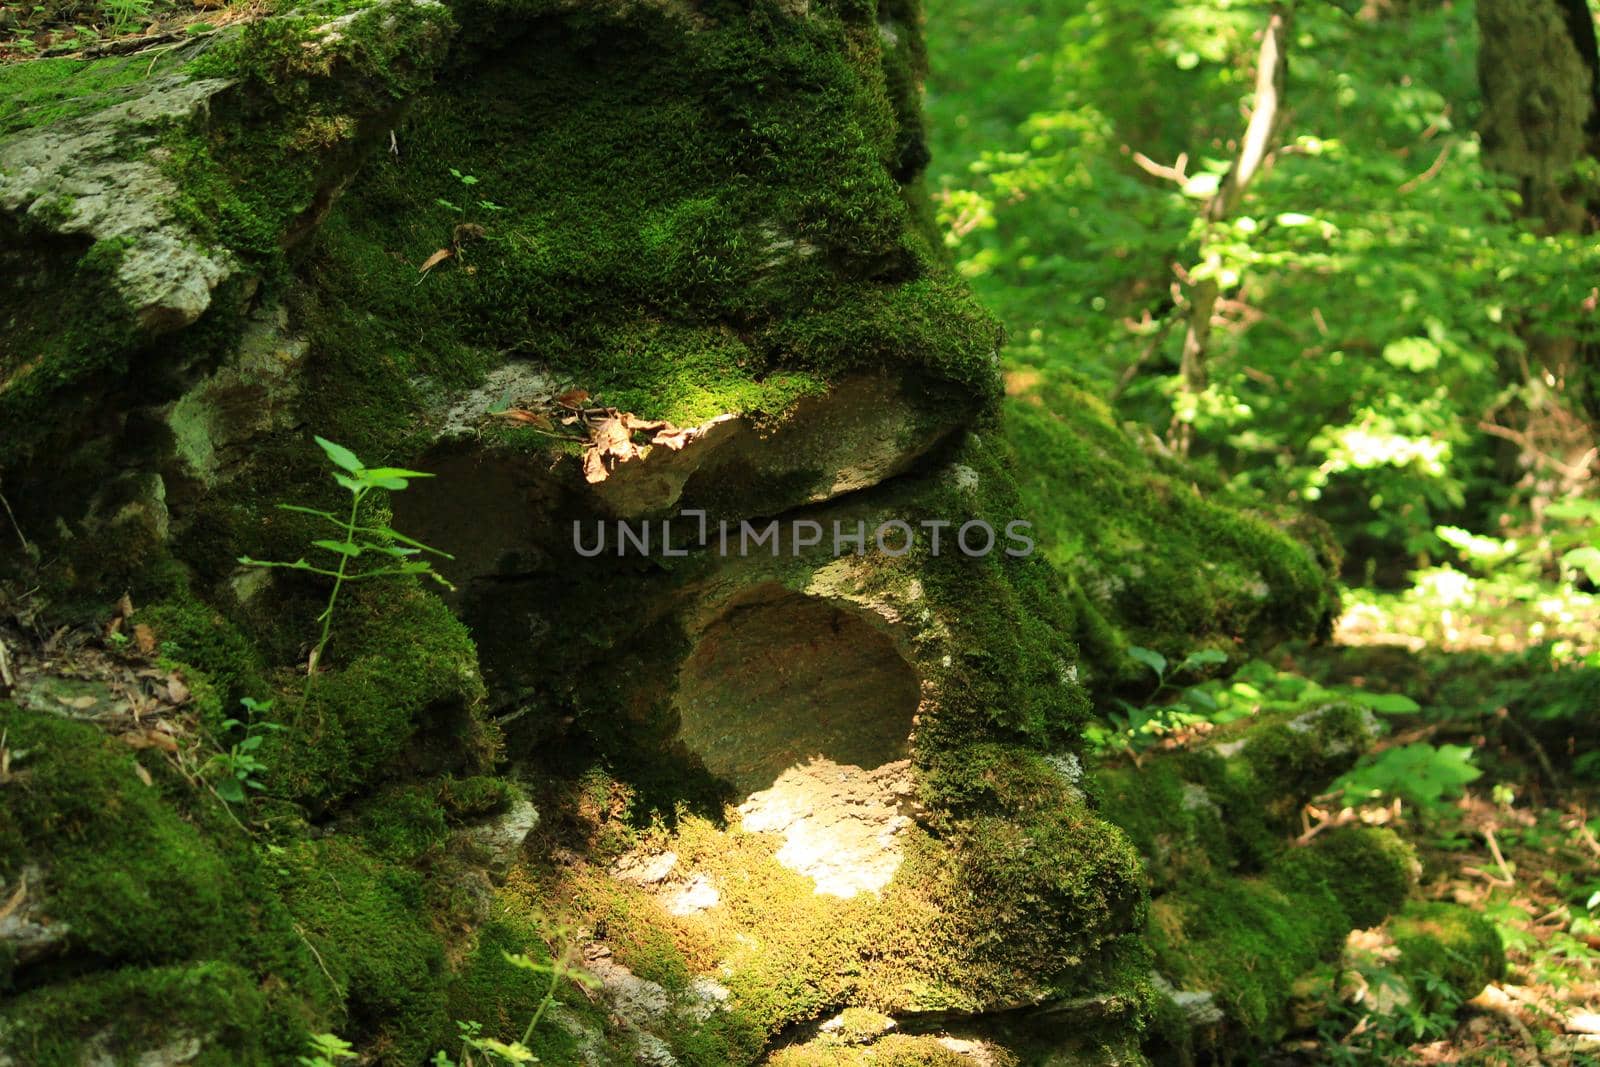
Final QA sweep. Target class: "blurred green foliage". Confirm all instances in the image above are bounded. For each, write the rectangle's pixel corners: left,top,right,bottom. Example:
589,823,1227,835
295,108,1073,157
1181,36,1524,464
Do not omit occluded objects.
926,0,1600,577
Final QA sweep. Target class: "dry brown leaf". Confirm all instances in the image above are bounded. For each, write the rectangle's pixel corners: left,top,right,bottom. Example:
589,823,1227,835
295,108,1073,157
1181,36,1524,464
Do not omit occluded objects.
556,389,591,409
117,593,134,619
581,449,609,484
56,694,97,710
497,409,554,430
133,762,154,787
133,623,157,655
167,674,190,704
620,413,669,434
591,417,635,460
650,426,696,451
418,248,452,274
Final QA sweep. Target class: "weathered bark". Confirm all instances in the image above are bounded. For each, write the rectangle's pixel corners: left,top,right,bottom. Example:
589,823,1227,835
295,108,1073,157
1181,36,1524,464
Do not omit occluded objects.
1475,0,1599,517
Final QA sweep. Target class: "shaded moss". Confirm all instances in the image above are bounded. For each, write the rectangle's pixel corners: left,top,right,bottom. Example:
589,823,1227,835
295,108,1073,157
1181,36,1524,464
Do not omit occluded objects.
275,837,448,1062
1003,374,1338,694
1149,827,1415,1038
139,595,268,714
1389,900,1505,1005
0,704,340,1062
354,785,451,863
0,707,233,978
265,580,494,807
0,961,275,1067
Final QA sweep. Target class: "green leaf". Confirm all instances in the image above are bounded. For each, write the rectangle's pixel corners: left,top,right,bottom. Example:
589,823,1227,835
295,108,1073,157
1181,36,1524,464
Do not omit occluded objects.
1179,649,1228,672
215,777,245,804
313,540,362,558
1350,691,1421,715
1336,743,1481,810
277,504,345,524
315,437,364,473
238,735,263,751
1564,546,1600,585
333,473,365,494
1128,646,1167,678
1381,337,1442,373
363,525,454,558
361,466,433,488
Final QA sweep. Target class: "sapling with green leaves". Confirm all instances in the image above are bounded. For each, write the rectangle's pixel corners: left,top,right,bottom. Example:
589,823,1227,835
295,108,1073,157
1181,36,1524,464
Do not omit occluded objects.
238,437,453,704
298,1032,358,1067
208,696,285,804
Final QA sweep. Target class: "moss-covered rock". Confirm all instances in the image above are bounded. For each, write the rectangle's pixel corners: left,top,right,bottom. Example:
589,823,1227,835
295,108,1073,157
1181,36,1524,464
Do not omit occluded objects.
1388,900,1506,1005
1005,372,1340,694
0,0,1344,1060
1094,691,1411,1053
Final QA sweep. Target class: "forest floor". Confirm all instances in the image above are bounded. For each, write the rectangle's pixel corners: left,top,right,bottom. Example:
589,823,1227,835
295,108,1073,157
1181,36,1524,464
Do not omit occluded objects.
1260,589,1600,1065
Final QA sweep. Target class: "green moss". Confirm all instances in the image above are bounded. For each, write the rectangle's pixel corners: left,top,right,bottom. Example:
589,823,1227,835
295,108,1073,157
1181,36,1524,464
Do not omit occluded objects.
355,785,451,863
0,54,181,137
170,2,453,268
0,707,233,977
1094,700,1384,880
443,898,653,1064
299,0,1000,458
0,962,275,1067
1228,702,1383,826
0,228,142,470
768,1035,976,1066
1271,826,1416,931
436,775,518,819
1149,827,1415,1038
0,704,342,1061
276,836,448,1062
1003,375,1338,693
139,596,268,714
1389,900,1505,1004
1091,758,1233,890
266,580,493,807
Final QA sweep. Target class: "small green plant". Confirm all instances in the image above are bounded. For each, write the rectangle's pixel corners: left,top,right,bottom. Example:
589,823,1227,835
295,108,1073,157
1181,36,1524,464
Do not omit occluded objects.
207,696,285,804
1088,646,1229,754
298,1032,358,1067
238,437,453,702
1315,965,1465,1064
101,0,154,33
1335,742,1483,816
437,167,506,214
433,941,597,1065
